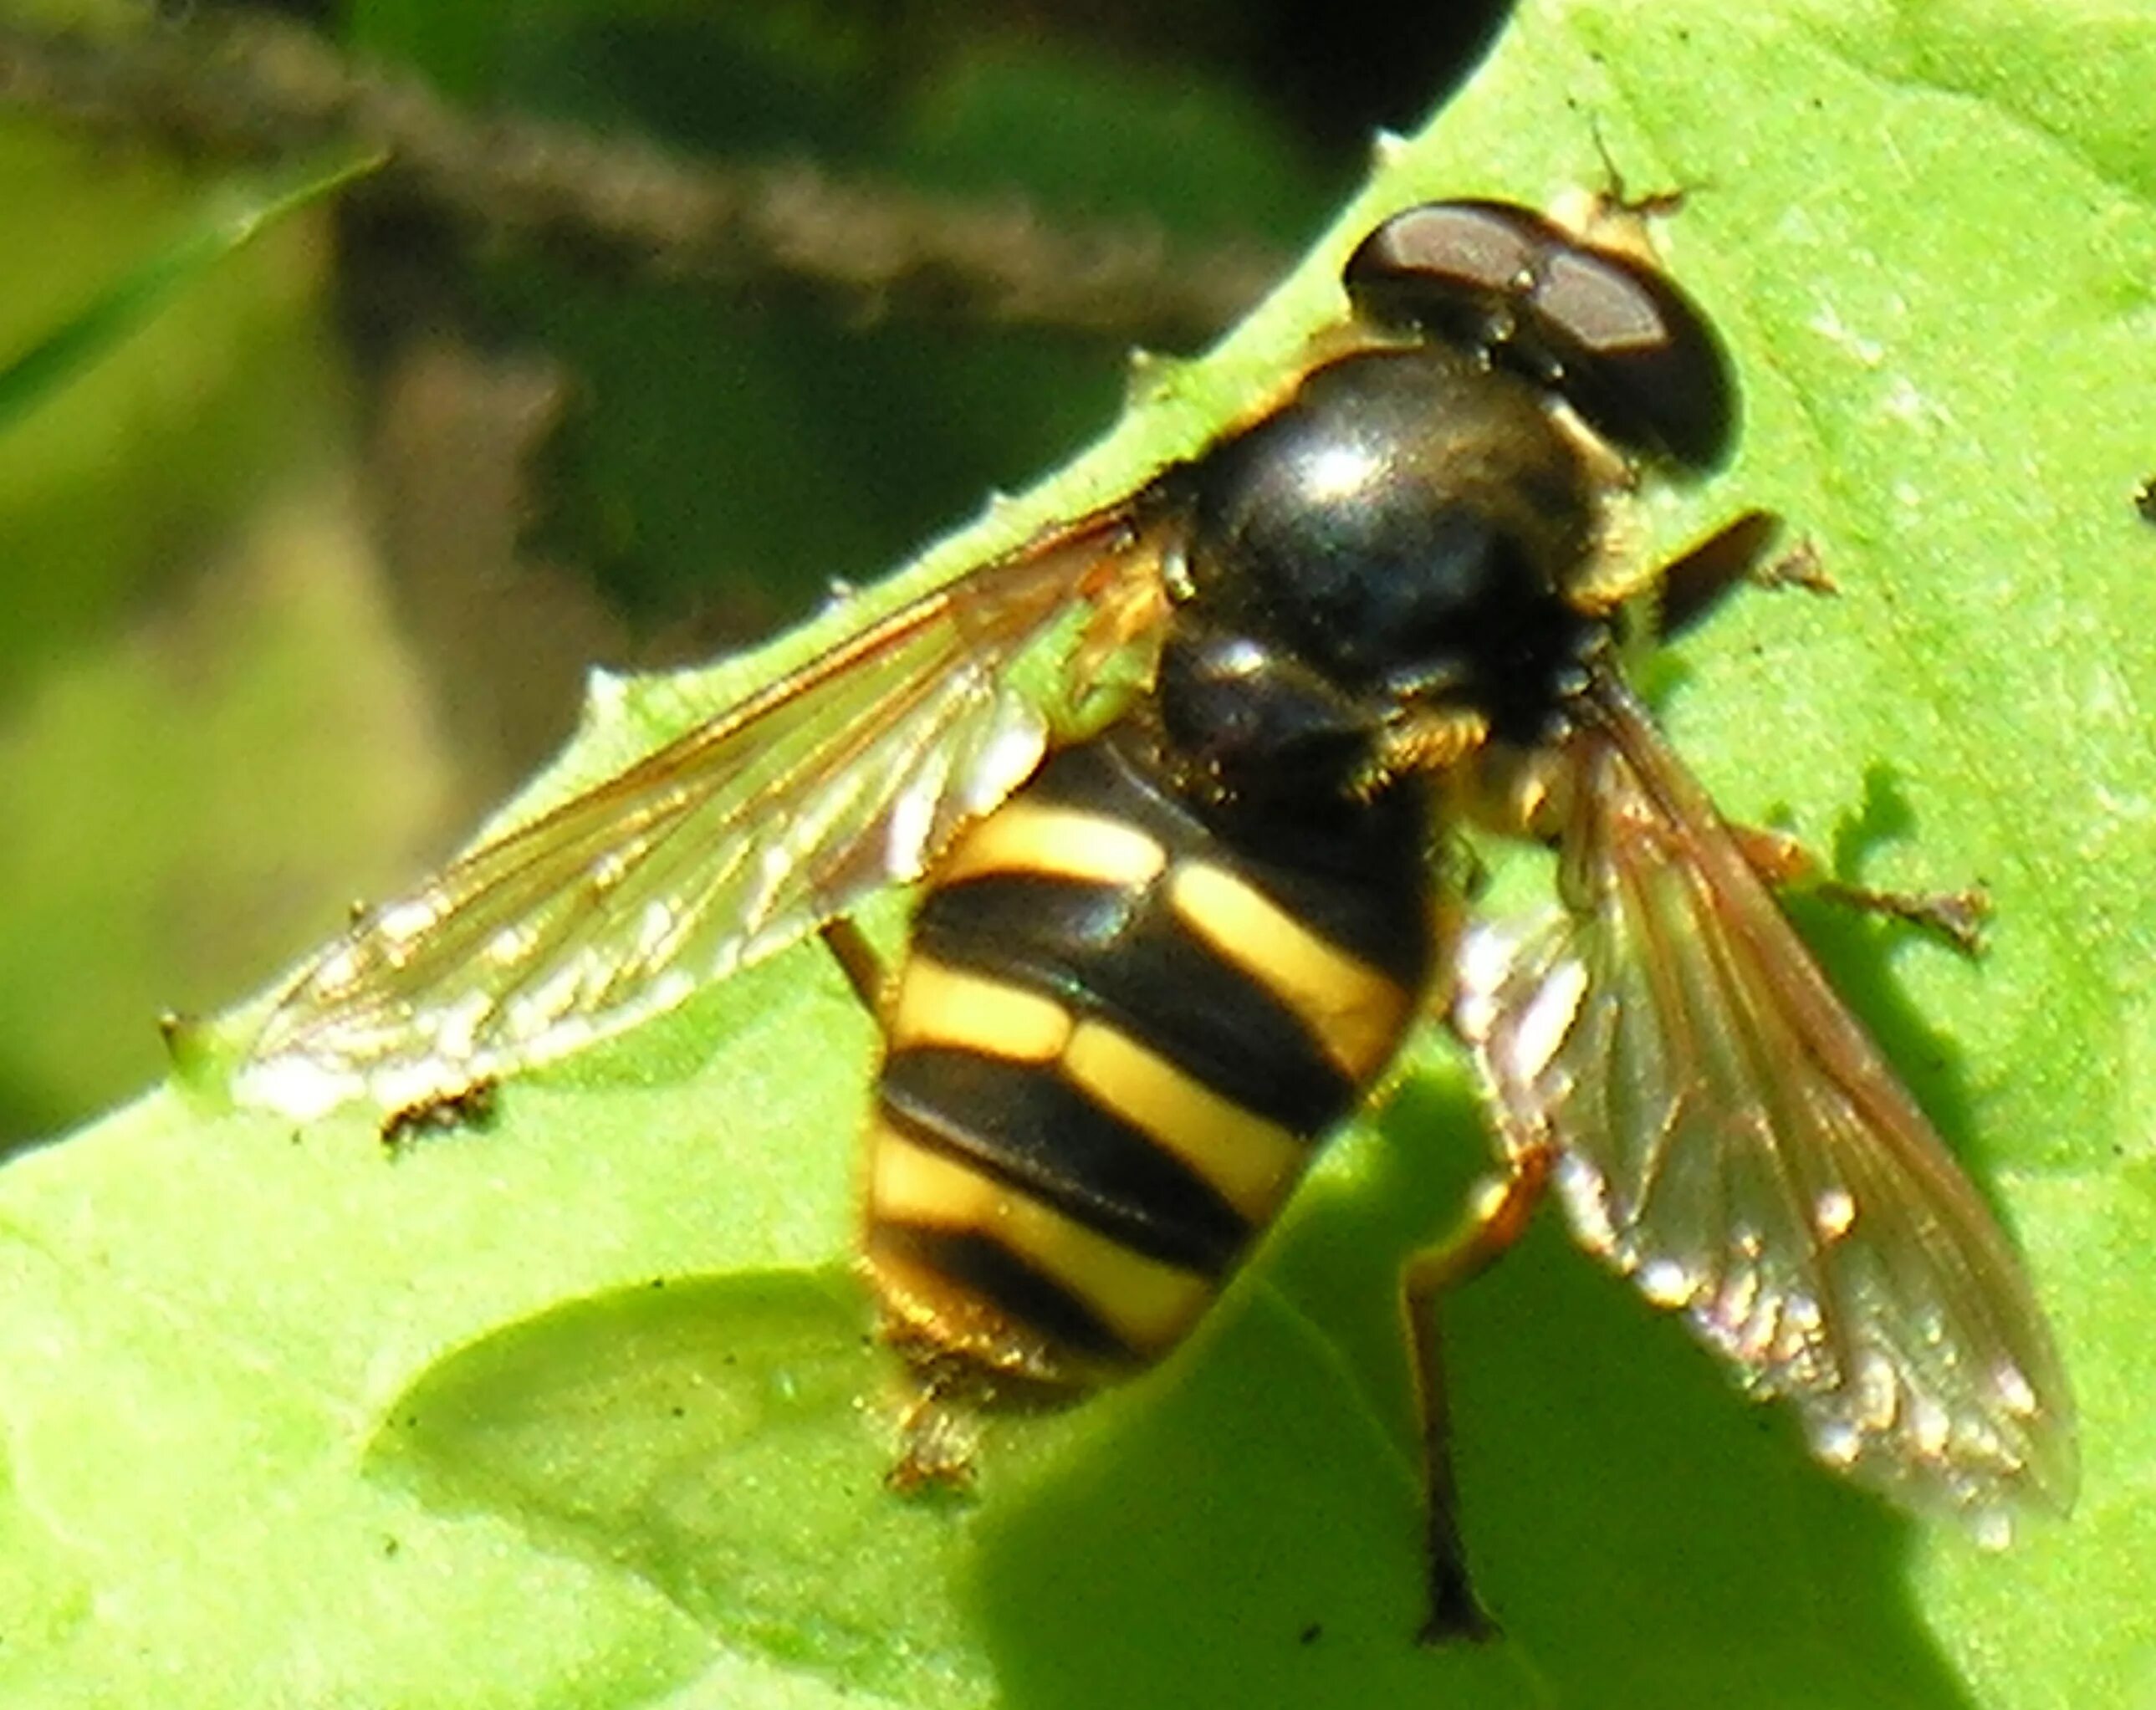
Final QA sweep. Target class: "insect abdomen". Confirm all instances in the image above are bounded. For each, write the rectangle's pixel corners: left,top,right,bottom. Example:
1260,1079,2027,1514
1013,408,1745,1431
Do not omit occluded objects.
864,727,1435,1388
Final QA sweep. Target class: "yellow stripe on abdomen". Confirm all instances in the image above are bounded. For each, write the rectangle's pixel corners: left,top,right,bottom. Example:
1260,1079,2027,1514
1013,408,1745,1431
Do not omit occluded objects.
869,1124,1214,1356
887,956,1072,1060
935,799,1168,889
1167,860,1412,1079
1061,1019,1306,1222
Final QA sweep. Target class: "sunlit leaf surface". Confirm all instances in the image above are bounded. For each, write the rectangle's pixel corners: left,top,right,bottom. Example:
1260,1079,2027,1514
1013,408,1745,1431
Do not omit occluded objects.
2,1,2149,1704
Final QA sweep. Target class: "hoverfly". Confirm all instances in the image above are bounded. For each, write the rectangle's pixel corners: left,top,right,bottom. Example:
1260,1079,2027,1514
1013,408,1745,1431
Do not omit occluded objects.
226,194,2076,1636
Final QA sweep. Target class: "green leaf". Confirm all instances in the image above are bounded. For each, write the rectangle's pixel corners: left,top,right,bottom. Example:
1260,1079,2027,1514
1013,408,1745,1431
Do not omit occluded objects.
7,0,2153,1705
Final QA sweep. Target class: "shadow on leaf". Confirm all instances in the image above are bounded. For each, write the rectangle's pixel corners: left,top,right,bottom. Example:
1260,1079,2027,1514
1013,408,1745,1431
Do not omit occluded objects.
369,1266,992,1702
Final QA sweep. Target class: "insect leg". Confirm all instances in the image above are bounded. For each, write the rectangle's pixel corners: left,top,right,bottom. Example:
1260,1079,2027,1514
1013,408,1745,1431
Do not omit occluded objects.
881,1355,1070,1494
1399,1144,1554,1644
1651,508,1796,639
1729,824,1990,953
817,917,889,1012
378,1080,501,1151
885,1365,985,1494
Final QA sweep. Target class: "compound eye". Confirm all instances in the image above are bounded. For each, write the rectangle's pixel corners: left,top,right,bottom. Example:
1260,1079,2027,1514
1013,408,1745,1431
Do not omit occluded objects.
1342,199,1737,471
1342,201,1546,339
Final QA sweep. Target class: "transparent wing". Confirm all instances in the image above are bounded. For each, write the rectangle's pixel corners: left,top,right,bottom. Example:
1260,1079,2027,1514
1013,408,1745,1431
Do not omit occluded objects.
237,505,1173,1119
1453,676,2077,1534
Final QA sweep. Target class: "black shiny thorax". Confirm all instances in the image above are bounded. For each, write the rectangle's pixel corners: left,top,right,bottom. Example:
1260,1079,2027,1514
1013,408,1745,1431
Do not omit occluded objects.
1164,345,1607,760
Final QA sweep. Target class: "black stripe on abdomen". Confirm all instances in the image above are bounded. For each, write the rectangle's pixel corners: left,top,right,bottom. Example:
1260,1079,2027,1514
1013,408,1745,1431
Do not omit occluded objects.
864,722,1433,1382
911,873,1359,1135
1020,732,1437,993
866,1220,1135,1365
880,1044,1249,1274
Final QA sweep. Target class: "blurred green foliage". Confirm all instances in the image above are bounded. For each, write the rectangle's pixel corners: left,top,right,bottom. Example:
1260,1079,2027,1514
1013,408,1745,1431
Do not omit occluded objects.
0,0,1418,1146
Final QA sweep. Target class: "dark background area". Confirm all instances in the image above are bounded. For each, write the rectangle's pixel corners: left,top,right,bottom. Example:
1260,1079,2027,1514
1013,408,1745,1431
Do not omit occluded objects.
0,0,1510,1146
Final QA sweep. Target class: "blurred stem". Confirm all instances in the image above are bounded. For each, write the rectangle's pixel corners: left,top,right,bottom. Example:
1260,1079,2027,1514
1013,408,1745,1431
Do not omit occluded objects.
0,10,1287,346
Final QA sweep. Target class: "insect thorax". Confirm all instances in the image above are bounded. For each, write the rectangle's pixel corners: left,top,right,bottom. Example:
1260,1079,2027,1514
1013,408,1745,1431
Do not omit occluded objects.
1173,345,1609,752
